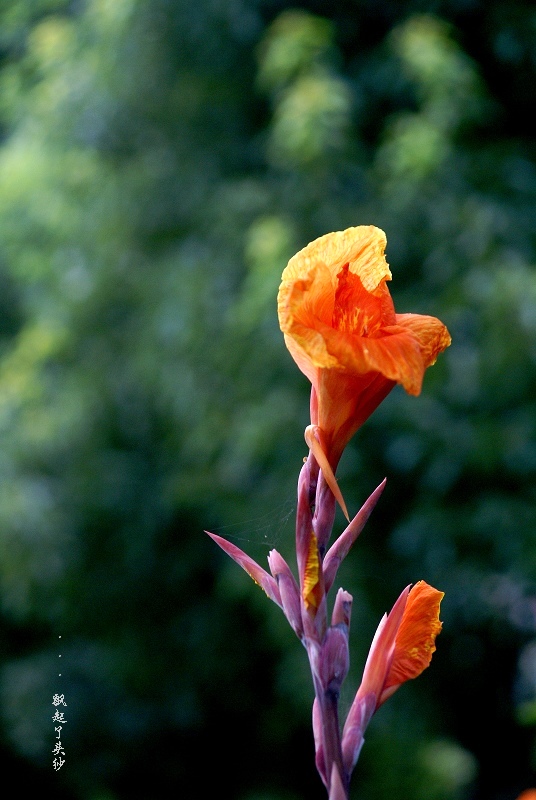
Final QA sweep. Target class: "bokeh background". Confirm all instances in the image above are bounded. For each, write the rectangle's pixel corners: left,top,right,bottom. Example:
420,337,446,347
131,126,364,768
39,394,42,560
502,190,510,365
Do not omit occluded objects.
0,1,535,798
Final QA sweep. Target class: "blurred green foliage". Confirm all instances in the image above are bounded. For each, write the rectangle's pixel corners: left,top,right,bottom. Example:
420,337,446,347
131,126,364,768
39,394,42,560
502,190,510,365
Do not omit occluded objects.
0,1,535,798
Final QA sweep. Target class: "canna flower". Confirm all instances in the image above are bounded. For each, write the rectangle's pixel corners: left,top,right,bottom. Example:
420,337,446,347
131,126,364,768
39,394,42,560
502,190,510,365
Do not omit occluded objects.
278,226,451,469
360,580,443,707
342,581,443,774
377,579,443,702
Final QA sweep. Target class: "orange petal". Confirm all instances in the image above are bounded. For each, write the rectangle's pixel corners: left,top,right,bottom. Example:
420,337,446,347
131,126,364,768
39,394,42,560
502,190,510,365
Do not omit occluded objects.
318,321,425,394
279,263,340,382
383,580,443,693
278,227,393,382
281,225,391,291
332,263,395,334
395,313,452,369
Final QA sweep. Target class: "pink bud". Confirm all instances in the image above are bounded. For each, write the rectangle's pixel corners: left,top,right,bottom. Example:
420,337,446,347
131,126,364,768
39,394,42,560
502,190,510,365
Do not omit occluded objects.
267,549,303,639
319,626,349,694
331,588,352,629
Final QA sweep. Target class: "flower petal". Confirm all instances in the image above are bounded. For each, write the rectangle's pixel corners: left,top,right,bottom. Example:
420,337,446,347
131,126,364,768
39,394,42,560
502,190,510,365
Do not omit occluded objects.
268,549,303,638
278,226,393,383
396,312,452,369
302,531,323,612
332,263,395,335
381,580,444,698
281,225,391,291
357,585,411,701
318,321,426,393
279,262,340,384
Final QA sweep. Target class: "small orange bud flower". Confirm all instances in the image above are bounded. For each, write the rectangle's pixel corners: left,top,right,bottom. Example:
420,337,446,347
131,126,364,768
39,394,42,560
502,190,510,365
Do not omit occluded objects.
381,580,444,702
342,581,443,775
350,580,443,710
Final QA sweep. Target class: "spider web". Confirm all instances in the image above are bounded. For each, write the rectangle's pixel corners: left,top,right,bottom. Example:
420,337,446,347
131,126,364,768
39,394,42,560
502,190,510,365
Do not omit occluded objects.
209,493,296,552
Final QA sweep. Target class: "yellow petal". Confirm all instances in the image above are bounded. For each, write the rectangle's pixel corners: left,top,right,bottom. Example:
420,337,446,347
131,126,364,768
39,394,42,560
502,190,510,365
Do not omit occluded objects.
302,531,322,612
281,225,391,291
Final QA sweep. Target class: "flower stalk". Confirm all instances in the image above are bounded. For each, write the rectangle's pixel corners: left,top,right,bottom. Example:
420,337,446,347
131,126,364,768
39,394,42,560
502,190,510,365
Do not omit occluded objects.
207,225,450,798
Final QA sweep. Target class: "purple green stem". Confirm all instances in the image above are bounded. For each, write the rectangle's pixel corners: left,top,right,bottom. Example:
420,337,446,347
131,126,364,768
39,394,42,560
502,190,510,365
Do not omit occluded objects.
297,452,350,799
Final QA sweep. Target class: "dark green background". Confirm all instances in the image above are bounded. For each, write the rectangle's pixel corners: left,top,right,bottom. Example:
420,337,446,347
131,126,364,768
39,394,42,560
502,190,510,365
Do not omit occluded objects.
0,1,535,798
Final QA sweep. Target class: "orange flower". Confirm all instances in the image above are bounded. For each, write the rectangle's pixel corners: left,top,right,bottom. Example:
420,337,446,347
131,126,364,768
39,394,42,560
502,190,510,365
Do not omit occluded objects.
278,226,451,467
355,580,444,708
381,580,444,701
342,581,443,774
